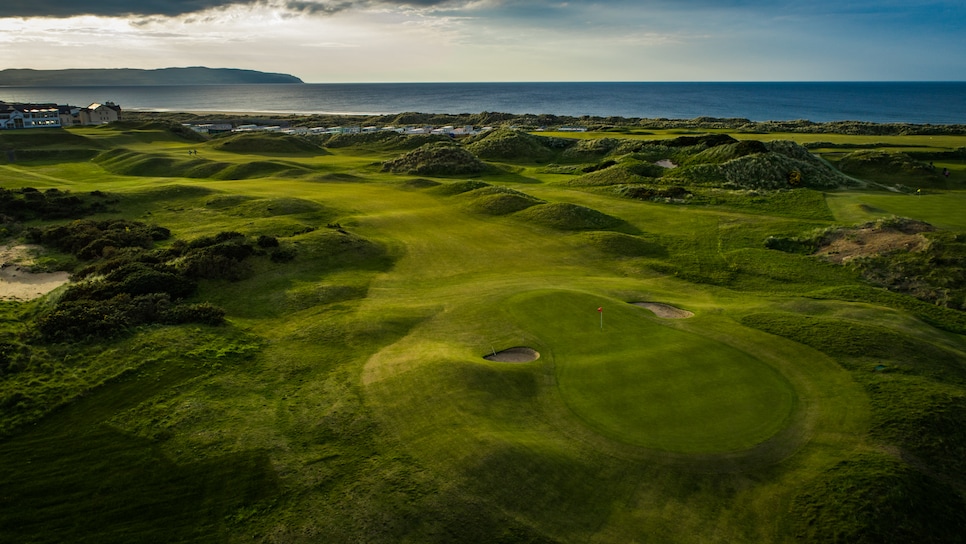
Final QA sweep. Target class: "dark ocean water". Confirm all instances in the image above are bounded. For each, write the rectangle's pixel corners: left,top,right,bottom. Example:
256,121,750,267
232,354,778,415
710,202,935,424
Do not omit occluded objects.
2,82,965,124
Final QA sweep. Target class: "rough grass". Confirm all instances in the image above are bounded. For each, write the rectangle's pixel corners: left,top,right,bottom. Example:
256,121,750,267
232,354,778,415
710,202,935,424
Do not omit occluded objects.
789,452,966,544
739,312,966,384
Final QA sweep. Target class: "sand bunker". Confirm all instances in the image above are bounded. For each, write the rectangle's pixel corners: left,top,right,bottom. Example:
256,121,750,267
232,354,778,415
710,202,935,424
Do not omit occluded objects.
483,347,540,363
633,302,694,319
0,245,71,301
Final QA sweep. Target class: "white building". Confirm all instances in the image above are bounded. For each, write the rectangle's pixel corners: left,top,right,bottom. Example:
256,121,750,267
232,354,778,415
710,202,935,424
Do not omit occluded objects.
0,103,62,129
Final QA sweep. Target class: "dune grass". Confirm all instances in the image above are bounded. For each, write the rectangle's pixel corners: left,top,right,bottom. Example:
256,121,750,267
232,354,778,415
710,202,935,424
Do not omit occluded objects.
0,123,963,543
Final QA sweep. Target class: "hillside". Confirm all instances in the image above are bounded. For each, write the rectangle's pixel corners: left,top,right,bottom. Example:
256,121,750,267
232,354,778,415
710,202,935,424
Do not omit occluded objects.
0,67,304,86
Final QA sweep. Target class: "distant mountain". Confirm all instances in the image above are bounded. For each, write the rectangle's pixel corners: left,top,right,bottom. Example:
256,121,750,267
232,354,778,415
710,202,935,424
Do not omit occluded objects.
0,67,304,86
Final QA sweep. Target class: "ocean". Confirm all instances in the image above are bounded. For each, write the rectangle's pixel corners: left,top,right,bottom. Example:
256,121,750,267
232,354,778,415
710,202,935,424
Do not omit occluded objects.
1,82,965,124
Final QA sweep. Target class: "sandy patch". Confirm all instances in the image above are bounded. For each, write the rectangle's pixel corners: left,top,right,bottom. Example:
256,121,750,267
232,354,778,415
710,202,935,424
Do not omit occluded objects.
813,226,931,264
655,159,678,169
0,245,70,301
483,347,540,363
633,302,694,319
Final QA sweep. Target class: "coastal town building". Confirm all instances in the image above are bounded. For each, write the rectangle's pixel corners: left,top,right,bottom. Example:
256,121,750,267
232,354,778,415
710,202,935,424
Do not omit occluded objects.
181,121,492,137
0,103,61,129
0,101,122,129
78,102,122,125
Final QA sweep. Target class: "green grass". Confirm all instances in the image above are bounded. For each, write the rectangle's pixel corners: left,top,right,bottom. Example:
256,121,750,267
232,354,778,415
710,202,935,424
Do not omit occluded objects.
510,290,797,452
0,122,963,543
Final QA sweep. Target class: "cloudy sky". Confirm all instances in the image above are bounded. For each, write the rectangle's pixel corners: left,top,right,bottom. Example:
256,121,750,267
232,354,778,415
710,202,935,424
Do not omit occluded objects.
1,0,964,82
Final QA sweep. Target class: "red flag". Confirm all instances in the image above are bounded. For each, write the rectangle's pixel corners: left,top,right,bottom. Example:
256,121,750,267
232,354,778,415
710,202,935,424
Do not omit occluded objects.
597,307,602,312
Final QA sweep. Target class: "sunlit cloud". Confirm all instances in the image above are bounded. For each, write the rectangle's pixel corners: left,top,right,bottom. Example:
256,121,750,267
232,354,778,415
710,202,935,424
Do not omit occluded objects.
0,0,963,81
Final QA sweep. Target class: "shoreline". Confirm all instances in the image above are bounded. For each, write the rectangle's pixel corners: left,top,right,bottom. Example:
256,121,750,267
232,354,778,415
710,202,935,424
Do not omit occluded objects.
121,110,966,135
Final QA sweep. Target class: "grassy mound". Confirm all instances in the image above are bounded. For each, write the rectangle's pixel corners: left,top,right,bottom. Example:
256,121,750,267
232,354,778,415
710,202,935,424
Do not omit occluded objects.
577,231,666,258
109,120,209,143
211,160,311,180
120,184,215,203
809,285,966,335
205,196,327,218
0,129,100,163
211,132,322,154
683,140,769,165
459,186,544,215
790,453,966,544
93,149,310,180
324,131,450,151
0,128,96,149
674,151,854,189
401,178,441,189
741,311,966,475
739,312,966,384
558,138,620,161
464,128,570,162
382,143,487,176
322,131,402,148
836,150,944,186
514,202,623,231
315,172,366,182
93,149,212,178
567,161,665,187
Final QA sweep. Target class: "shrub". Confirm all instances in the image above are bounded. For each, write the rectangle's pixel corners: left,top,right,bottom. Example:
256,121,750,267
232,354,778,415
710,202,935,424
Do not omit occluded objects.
270,247,298,263
162,302,226,325
257,235,280,248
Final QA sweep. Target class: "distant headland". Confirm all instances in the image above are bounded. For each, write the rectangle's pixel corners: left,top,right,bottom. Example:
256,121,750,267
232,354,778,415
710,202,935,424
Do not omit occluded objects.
0,67,304,86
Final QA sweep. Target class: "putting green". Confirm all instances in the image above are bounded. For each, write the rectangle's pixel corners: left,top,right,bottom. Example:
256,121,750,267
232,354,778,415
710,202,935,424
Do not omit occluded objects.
508,290,797,453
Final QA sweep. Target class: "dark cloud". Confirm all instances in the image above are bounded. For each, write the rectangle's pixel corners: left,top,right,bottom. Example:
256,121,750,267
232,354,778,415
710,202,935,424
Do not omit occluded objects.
2,0,460,18
3,0,256,17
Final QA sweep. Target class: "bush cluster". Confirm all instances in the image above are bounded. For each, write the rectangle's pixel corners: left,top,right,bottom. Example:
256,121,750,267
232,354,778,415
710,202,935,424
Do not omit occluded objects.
616,185,693,202
25,218,170,260
35,293,224,342
0,187,113,222
25,222,295,342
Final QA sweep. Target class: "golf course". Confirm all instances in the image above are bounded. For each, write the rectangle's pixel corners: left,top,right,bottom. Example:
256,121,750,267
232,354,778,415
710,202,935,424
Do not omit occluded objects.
1,117,965,543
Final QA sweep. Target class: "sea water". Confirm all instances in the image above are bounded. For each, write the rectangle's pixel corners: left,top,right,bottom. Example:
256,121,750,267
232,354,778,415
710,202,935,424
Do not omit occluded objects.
1,81,965,124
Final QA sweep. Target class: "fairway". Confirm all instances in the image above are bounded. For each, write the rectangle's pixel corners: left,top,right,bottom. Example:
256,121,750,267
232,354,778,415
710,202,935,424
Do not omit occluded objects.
507,290,796,452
